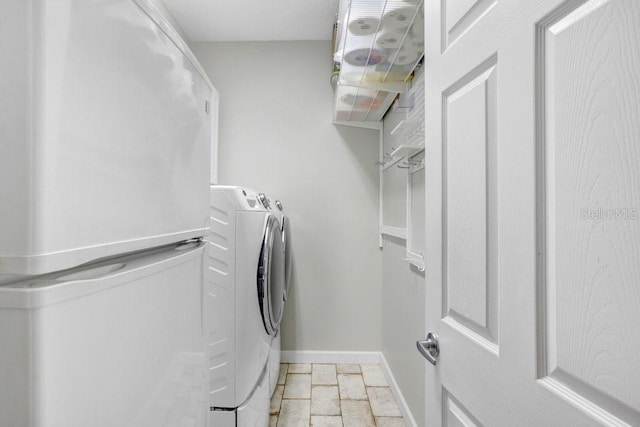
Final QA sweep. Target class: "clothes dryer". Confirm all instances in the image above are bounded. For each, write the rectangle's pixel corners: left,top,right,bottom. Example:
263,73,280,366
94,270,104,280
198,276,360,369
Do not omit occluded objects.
206,186,285,426
267,197,292,300
265,196,293,396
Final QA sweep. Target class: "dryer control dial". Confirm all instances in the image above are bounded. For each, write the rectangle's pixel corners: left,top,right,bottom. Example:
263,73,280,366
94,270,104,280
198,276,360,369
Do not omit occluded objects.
257,193,270,209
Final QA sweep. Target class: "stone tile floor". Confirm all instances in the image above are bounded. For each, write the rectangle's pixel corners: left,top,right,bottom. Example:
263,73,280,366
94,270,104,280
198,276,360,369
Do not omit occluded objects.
270,363,407,427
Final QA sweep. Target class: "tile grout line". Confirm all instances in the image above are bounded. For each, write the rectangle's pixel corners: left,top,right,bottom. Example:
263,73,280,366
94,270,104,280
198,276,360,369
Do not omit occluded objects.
308,366,310,426
276,363,405,427
363,364,377,427
273,363,288,424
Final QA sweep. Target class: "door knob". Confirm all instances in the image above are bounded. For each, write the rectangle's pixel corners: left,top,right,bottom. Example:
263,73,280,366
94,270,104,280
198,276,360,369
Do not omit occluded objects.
416,332,439,365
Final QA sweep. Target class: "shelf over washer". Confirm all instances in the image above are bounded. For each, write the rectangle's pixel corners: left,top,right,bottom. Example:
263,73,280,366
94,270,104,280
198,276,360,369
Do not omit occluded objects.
332,0,424,128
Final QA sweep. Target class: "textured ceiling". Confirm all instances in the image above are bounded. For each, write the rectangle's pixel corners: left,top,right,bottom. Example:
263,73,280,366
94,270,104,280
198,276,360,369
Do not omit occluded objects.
162,0,340,42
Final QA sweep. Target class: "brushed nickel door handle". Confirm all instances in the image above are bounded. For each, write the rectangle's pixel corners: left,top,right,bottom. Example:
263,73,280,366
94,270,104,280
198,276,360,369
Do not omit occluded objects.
417,332,439,365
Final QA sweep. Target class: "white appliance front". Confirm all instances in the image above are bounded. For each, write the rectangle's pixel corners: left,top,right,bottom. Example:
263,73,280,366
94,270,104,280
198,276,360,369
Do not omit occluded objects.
264,198,291,397
269,331,282,396
0,242,207,427
0,0,213,277
281,215,292,301
236,363,271,427
206,187,283,425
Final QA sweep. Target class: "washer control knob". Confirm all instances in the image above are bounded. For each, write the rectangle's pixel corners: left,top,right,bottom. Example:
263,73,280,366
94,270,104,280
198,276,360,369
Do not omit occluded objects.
257,193,270,209
275,200,283,211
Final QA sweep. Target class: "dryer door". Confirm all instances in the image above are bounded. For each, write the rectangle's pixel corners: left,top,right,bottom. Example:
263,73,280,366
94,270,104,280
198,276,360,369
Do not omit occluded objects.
282,216,292,301
257,215,285,336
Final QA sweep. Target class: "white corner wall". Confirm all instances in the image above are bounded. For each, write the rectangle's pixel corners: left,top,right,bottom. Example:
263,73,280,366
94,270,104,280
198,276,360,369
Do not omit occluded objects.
381,105,427,427
381,236,426,426
191,41,382,352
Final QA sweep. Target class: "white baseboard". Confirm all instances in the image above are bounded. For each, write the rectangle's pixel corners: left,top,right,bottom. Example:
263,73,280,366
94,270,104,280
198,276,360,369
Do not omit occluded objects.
280,350,418,427
379,353,418,427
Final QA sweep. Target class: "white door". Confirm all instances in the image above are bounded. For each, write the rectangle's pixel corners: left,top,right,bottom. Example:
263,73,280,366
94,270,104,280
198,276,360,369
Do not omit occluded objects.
422,0,640,425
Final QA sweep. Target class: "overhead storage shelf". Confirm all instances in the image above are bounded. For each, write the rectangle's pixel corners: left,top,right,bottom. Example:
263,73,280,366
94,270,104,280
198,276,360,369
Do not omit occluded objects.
332,0,424,128
333,85,397,128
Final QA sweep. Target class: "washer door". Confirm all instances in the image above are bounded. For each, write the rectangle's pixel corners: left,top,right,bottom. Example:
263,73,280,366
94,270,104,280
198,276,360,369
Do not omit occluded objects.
257,215,285,336
282,216,292,301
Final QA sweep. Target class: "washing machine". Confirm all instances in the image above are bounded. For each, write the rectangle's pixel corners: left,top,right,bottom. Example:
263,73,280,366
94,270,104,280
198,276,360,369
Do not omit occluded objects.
267,197,292,301
206,186,285,426
265,196,293,396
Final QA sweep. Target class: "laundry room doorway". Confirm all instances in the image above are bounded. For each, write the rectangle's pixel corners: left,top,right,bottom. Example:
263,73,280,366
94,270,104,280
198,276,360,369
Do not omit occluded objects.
421,0,640,425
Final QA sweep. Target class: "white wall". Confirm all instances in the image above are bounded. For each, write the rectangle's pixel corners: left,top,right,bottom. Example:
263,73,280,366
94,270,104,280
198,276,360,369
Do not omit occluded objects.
381,103,426,427
147,0,190,42
191,41,382,352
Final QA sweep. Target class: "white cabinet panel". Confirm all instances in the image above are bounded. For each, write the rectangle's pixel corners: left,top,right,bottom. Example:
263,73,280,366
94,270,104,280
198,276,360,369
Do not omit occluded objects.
539,0,640,421
442,0,497,50
443,58,498,350
443,389,483,427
